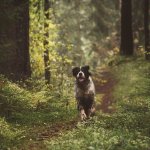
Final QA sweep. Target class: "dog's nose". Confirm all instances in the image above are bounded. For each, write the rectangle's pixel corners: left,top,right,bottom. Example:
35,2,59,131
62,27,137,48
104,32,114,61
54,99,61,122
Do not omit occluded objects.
79,72,82,76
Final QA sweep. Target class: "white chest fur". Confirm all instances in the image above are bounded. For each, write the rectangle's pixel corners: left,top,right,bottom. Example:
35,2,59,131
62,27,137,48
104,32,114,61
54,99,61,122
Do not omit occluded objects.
75,77,95,98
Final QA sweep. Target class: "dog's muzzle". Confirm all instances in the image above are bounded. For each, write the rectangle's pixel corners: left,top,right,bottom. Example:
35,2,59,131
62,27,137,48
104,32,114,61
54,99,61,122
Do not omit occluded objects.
77,71,85,82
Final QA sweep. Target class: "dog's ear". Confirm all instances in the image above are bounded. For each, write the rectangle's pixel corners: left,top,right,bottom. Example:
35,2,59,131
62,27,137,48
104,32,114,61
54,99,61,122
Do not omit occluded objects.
82,65,92,76
82,65,90,71
72,67,80,77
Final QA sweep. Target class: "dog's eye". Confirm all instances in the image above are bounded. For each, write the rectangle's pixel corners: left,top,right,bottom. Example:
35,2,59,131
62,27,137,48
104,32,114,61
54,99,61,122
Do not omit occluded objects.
72,67,80,76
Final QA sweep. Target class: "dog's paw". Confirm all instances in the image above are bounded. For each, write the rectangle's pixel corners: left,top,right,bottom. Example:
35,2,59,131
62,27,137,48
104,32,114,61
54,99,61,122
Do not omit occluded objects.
81,114,87,121
91,107,96,113
80,110,87,121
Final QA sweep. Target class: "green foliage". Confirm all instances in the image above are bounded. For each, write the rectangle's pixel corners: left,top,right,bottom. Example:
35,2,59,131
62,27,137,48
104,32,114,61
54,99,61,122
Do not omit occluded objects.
91,0,119,38
0,0,148,149
0,74,76,149
53,0,120,66
45,57,150,150
30,0,59,77
0,55,150,150
46,116,150,150
29,0,74,99
0,117,23,150
0,75,32,117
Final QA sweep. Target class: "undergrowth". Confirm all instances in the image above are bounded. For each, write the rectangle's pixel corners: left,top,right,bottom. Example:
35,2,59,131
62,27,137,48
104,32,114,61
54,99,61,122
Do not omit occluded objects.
0,75,76,149
0,57,150,150
45,57,150,150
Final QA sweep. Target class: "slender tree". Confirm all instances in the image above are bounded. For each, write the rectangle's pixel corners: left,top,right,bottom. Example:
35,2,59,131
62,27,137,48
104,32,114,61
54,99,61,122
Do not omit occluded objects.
120,0,133,55
44,0,51,84
75,0,81,53
144,0,150,60
0,0,31,80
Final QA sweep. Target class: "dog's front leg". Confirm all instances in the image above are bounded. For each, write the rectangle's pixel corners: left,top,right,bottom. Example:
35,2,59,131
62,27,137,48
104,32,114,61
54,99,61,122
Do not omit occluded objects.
80,108,87,121
77,98,87,121
86,107,95,118
78,104,87,121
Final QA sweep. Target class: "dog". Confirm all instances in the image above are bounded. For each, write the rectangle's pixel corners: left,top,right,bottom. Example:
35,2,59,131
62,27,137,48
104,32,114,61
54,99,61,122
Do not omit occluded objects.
72,65,95,120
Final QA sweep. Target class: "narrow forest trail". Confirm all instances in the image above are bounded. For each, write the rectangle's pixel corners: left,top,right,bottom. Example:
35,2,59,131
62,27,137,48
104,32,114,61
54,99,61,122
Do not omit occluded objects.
94,67,116,113
26,120,77,150
25,67,116,150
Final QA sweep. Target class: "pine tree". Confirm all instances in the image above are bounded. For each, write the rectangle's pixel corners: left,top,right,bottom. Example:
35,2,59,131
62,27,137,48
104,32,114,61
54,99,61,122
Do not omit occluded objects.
144,0,150,60
0,0,31,80
120,0,133,56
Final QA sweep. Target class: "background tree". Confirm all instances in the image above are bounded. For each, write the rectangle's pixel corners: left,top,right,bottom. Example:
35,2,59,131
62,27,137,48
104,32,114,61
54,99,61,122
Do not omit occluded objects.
91,0,120,62
144,0,150,60
132,0,144,53
0,0,31,80
53,0,120,65
44,0,51,84
120,0,133,56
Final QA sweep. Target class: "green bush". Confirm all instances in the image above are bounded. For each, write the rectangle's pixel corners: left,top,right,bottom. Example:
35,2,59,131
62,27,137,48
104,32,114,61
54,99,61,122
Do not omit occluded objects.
0,117,23,150
0,75,32,117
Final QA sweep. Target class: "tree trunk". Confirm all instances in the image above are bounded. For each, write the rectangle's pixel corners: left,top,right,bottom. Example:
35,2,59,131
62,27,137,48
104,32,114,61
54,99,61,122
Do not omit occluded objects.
0,0,31,80
144,0,150,60
120,0,133,56
44,0,51,84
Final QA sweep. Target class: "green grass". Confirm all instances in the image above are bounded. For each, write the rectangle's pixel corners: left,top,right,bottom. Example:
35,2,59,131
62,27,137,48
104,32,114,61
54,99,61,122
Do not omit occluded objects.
0,75,76,149
0,117,23,150
45,57,150,150
0,57,150,150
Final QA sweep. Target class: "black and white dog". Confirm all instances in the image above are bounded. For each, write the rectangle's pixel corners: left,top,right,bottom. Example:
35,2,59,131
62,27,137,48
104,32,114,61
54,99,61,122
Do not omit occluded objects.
72,65,95,120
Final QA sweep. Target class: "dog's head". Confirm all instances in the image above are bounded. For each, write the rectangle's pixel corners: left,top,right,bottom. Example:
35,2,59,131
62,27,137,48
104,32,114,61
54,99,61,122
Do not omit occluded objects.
72,65,91,83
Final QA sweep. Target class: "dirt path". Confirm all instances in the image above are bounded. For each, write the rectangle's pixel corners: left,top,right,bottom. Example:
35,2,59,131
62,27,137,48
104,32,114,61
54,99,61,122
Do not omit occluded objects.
25,120,77,150
25,68,116,150
94,68,116,113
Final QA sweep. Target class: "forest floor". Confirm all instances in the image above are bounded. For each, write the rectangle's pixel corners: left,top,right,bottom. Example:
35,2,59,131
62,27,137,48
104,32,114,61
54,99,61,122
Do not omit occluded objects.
94,68,116,113
42,58,150,150
25,67,116,150
1,57,150,150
